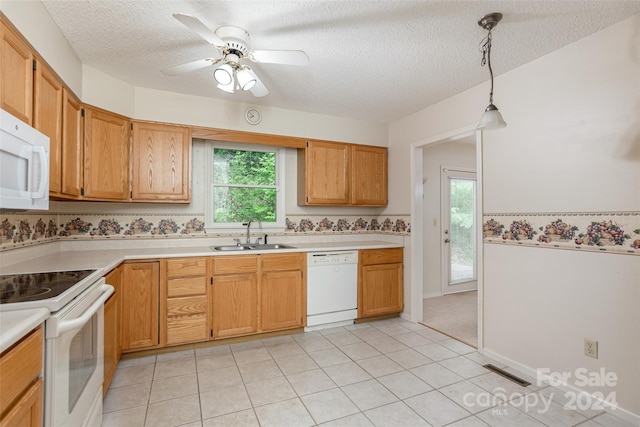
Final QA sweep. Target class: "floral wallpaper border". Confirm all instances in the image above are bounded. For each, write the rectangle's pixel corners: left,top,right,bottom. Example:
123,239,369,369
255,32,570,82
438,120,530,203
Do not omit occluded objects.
0,213,411,251
483,212,640,256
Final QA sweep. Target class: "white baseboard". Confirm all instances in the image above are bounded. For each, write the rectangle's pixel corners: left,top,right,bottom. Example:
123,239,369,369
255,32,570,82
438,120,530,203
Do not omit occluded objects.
482,348,640,425
423,292,442,299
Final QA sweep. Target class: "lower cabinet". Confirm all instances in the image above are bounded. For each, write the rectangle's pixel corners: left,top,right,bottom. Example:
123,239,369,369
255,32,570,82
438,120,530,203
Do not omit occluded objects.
122,261,160,351
0,327,43,427
260,253,306,332
211,255,258,339
165,257,209,346
103,266,123,395
359,248,404,318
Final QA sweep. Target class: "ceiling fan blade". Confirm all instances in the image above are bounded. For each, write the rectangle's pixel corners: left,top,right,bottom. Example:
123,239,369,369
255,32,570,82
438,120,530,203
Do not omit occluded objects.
248,50,309,66
173,13,225,47
250,73,269,97
162,58,218,76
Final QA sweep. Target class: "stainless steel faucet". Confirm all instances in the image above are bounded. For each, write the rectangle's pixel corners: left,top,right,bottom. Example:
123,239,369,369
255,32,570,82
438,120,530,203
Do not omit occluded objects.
243,218,261,244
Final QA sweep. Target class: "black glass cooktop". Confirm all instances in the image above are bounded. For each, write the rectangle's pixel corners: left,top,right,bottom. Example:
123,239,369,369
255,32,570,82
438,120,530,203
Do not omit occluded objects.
0,270,96,304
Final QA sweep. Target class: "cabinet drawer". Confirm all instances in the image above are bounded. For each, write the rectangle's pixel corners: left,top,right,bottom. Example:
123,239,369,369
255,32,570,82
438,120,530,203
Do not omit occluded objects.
167,314,208,345
167,277,207,297
167,296,207,317
261,253,304,271
0,327,42,415
212,256,257,275
167,258,207,278
361,248,403,265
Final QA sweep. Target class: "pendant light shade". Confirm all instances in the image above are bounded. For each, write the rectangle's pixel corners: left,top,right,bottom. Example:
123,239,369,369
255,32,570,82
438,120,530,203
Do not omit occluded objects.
477,104,506,130
477,13,506,131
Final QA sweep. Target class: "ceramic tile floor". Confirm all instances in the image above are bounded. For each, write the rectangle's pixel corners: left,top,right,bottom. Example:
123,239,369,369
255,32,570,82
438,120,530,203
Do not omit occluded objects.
103,318,635,427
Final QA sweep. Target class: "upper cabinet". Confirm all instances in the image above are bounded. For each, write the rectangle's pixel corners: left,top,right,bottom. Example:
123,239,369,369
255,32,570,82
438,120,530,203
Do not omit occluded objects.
298,140,388,206
351,144,388,206
131,121,191,202
60,89,83,198
0,18,33,125
83,106,130,200
298,140,350,205
33,60,63,194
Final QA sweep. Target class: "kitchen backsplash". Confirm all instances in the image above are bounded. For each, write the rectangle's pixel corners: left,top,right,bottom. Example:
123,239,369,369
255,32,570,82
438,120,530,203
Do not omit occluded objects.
483,211,639,256
0,213,411,251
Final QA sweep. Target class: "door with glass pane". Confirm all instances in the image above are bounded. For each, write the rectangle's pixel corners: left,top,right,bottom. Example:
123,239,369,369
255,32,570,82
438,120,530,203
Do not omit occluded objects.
442,169,477,294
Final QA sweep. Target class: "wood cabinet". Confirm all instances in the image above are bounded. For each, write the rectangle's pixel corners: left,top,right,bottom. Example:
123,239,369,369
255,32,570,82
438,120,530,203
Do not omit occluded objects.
60,89,83,198
33,60,63,194
122,261,160,351
165,257,209,346
131,121,192,202
0,327,43,427
298,140,350,205
0,18,34,125
211,255,258,339
358,248,403,318
260,253,306,332
103,266,122,395
351,145,387,206
83,106,130,201
298,140,387,206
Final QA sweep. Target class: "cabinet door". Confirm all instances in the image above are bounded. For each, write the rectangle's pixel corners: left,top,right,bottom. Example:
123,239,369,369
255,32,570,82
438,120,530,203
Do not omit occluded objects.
261,270,304,331
122,262,159,350
83,107,130,200
300,140,350,205
351,145,387,206
33,60,63,194
0,19,33,124
212,273,257,338
360,263,403,318
0,378,42,427
61,89,83,198
131,121,191,202
103,266,122,394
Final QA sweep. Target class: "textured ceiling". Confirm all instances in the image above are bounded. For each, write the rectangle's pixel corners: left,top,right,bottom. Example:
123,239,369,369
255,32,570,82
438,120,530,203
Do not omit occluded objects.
40,0,640,124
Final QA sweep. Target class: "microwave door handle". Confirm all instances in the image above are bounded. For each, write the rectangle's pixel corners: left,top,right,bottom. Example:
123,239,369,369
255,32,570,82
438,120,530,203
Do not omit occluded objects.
56,285,114,336
31,146,48,199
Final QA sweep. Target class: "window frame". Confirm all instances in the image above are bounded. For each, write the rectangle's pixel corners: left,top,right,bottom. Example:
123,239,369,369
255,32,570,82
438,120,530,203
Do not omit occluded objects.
205,141,285,233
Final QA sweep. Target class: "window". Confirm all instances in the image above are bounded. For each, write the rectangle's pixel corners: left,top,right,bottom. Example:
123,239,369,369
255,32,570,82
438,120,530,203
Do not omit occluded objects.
205,143,284,230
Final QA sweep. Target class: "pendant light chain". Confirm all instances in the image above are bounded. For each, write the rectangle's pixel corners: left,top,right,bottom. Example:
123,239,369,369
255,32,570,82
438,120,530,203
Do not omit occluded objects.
480,31,494,105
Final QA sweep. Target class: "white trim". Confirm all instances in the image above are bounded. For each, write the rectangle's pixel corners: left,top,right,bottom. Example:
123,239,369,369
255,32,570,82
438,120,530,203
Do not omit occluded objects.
423,292,442,299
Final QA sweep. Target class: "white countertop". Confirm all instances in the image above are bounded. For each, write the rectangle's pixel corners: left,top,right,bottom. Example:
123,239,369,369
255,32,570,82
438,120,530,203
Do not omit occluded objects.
1,239,403,275
0,308,49,353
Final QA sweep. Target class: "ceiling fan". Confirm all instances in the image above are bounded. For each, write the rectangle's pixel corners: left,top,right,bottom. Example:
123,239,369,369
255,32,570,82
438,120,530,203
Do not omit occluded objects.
162,13,310,97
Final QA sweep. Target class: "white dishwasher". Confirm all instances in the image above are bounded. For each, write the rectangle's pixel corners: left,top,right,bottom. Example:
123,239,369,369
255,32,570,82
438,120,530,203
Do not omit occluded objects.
306,251,358,331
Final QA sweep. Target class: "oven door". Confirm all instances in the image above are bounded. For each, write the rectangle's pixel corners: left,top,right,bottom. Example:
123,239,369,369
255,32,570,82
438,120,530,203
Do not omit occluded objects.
45,279,113,427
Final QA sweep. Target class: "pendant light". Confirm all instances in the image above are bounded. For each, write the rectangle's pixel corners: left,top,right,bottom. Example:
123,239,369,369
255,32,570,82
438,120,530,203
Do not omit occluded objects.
477,12,506,130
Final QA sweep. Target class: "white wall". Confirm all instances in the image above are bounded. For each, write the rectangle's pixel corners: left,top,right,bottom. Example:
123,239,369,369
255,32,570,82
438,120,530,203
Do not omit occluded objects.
422,141,476,296
389,14,640,418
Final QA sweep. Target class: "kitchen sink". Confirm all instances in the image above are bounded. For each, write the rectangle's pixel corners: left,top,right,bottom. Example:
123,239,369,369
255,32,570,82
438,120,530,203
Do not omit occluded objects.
211,244,295,251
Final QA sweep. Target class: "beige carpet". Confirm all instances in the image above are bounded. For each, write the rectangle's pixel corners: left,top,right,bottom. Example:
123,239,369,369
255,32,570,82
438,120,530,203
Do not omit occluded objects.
422,291,477,347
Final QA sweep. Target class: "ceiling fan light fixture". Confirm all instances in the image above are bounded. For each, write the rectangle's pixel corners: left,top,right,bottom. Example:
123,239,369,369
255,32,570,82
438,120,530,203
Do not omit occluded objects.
213,63,234,85
237,68,257,91
476,12,506,131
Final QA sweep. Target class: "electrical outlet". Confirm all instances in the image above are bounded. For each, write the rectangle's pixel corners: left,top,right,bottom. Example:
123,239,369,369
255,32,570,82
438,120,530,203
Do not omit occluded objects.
584,338,598,359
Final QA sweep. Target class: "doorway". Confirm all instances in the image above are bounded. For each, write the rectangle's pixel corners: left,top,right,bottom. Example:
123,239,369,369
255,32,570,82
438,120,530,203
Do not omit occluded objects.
410,125,483,350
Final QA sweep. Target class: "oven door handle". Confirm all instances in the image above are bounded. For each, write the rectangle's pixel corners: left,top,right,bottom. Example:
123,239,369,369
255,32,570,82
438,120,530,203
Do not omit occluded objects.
56,284,114,335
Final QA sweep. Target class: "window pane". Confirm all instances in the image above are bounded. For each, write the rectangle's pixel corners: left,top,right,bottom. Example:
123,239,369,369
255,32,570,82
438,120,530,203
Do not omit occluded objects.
213,148,276,185
449,178,476,282
214,187,276,223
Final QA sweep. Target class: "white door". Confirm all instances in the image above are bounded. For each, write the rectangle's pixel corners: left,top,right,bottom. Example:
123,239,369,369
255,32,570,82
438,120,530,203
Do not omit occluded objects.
442,168,477,294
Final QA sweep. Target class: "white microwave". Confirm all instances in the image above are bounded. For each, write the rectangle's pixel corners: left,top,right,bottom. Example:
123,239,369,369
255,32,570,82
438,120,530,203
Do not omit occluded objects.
0,109,49,210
